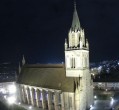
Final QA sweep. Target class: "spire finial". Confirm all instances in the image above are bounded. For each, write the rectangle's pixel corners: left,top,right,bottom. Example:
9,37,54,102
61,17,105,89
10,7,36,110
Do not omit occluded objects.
71,0,81,30
74,0,76,10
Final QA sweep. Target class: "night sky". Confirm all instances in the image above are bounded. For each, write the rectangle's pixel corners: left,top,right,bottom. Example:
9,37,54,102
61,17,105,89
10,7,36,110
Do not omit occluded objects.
0,0,119,64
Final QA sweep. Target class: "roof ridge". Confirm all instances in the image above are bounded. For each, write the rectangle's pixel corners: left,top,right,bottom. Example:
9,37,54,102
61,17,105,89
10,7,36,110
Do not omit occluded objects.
24,64,65,68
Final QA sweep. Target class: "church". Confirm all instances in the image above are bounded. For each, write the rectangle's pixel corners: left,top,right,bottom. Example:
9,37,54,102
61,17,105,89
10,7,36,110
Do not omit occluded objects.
17,2,94,110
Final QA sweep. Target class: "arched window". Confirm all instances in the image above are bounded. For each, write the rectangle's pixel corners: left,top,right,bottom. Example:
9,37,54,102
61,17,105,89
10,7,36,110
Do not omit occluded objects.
70,57,76,68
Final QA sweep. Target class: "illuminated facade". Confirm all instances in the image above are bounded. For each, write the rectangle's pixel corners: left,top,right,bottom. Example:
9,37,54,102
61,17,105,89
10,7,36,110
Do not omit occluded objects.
17,3,93,110
64,4,93,110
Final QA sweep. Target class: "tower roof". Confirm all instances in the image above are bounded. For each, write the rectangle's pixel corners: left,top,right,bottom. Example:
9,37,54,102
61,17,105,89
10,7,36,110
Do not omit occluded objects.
71,2,81,30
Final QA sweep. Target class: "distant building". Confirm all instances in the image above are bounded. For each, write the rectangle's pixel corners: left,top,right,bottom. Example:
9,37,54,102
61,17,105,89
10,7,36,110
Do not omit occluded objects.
93,82,119,90
17,2,93,110
0,62,17,82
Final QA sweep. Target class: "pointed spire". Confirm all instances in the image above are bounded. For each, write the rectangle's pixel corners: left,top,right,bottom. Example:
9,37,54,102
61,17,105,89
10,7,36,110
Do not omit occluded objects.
71,0,81,31
22,55,26,66
18,62,21,74
64,38,68,50
86,39,89,49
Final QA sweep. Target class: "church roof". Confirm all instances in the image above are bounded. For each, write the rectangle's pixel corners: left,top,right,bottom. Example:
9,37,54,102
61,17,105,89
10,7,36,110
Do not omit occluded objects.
18,64,75,92
71,3,81,30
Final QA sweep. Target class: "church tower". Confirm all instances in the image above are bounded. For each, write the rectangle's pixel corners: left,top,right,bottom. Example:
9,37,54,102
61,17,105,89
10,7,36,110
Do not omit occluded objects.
64,2,93,110
64,3,89,77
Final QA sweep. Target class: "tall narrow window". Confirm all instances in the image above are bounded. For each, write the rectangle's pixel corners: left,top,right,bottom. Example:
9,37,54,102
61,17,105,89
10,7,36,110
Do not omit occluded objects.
74,58,75,68
70,58,73,68
72,57,73,68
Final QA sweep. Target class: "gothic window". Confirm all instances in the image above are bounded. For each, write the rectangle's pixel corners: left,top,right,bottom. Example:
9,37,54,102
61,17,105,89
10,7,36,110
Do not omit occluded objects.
73,58,75,68
71,57,75,68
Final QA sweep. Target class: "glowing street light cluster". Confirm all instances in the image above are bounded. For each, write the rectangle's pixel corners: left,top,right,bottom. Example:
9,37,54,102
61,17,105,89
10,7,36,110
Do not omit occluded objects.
1,84,17,105
8,84,16,94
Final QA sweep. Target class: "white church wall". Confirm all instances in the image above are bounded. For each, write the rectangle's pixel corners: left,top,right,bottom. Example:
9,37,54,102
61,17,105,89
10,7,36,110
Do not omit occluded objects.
61,92,75,110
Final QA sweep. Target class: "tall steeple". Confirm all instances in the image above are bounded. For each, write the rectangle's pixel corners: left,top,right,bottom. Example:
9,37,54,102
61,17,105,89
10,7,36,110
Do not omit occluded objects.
71,1,81,31
22,55,26,66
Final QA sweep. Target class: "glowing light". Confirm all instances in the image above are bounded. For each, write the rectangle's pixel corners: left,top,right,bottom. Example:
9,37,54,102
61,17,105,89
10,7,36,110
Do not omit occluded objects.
110,97,114,105
8,85,16,94
7,96,16,104
18,102,21,105
29,106,32,109
0,88,6,94
94,95,97,99
98,83,102,85
90,105,93,108
4,95,7,99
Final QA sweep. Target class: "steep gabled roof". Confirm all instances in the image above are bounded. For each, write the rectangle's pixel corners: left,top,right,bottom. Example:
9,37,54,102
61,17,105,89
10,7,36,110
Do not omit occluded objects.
18,64,75,92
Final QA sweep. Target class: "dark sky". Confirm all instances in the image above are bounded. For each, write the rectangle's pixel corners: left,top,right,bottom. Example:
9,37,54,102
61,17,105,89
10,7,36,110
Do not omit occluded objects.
0,0,119,64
